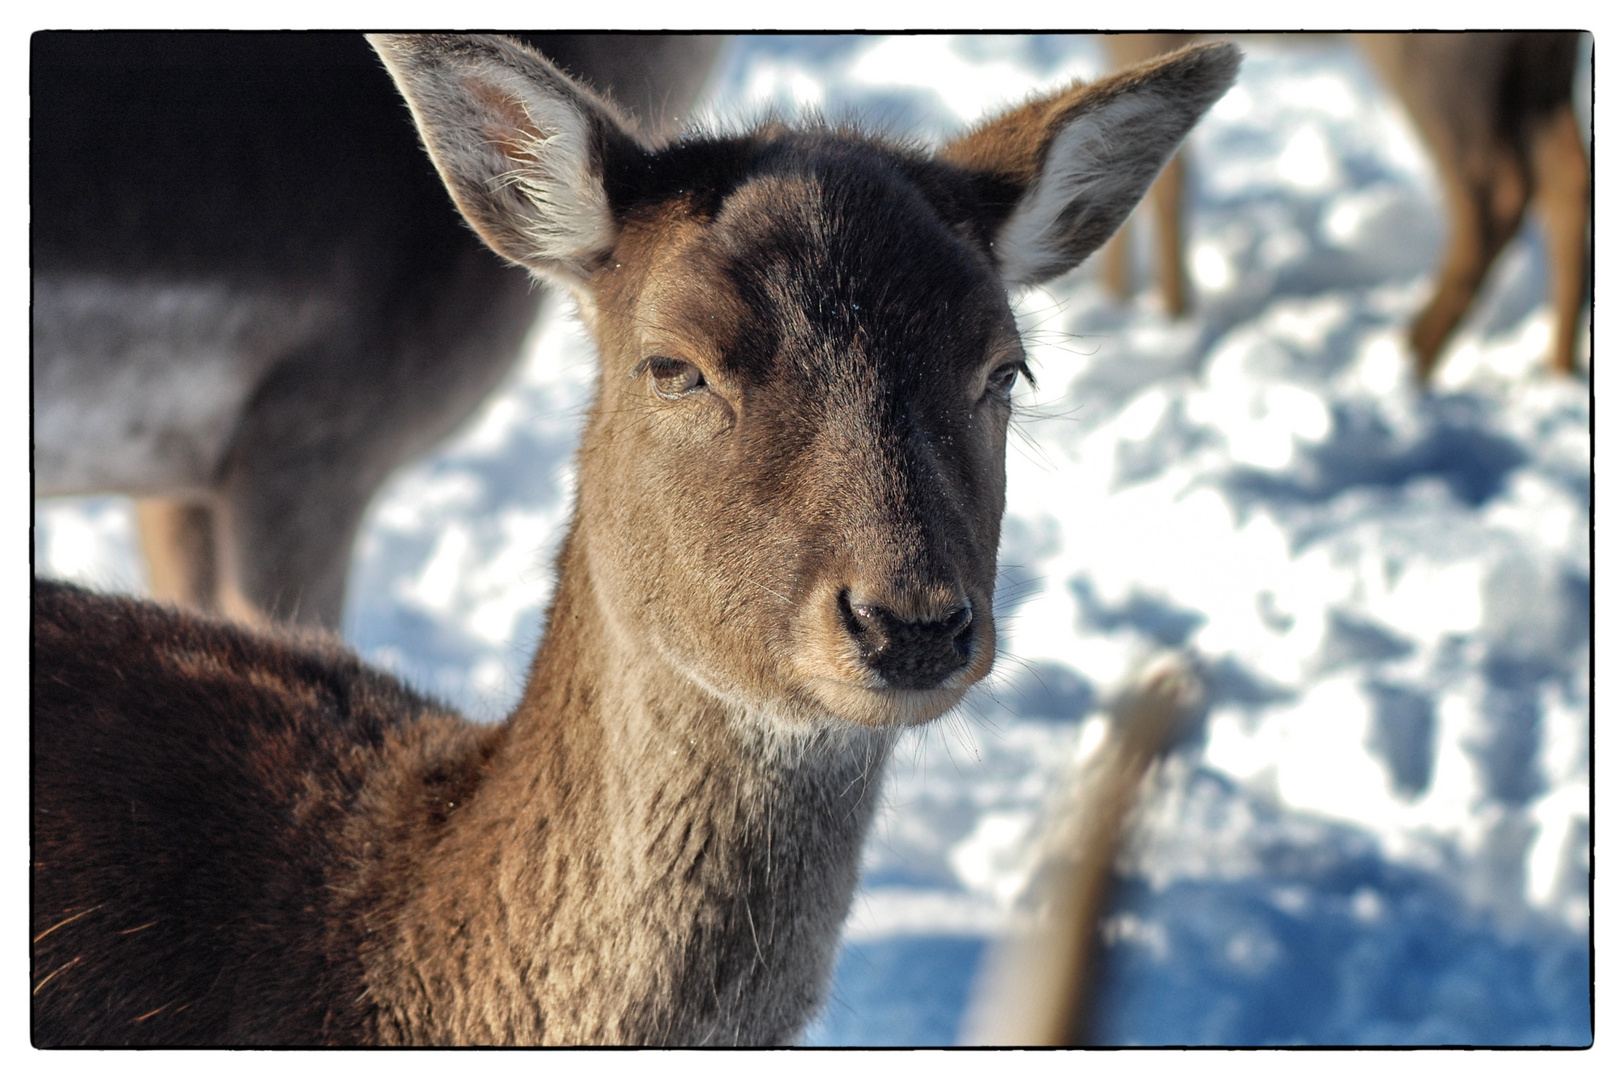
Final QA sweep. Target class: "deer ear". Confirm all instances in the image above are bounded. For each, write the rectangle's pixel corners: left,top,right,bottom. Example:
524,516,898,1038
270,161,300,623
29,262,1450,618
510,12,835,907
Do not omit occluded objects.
368,33,640,283
942,41,1241,289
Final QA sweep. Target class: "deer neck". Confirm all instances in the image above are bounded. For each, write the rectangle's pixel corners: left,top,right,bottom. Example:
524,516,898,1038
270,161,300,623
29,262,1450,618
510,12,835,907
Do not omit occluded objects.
390,533,896,1045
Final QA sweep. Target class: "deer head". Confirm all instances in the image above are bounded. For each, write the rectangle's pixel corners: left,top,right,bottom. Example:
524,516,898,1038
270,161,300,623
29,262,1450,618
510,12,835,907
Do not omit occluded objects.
370,34,1239,732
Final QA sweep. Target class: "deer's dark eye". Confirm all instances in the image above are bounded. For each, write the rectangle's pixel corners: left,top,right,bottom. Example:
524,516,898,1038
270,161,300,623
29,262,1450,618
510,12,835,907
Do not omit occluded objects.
984,361,1028,401
646,357,704,399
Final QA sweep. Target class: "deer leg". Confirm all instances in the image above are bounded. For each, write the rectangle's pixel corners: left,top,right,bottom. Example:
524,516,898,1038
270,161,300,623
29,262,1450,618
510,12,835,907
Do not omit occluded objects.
1099,154,1187,316
213,265,538,630
134,497,221,613
213,442,375,630
214,482,368,631
1151,151,1189,317
1529,105,1590,375
1101,219,1134,303
1408,154,1530,381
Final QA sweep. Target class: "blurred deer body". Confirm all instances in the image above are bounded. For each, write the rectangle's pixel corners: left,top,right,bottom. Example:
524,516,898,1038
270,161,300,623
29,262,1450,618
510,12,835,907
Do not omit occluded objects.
31,35,1241,1046
31,33,723,627
1357,33,1589,378
1102,32,1589,379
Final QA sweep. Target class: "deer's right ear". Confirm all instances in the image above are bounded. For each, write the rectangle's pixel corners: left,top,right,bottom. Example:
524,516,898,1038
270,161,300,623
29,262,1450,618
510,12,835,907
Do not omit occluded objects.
942,41,1241,289
369,34,639,284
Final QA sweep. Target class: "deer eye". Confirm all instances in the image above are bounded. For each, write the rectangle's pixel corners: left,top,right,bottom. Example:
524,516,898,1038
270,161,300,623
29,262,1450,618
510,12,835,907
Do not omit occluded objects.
983,361,1028,401
646,357,705,399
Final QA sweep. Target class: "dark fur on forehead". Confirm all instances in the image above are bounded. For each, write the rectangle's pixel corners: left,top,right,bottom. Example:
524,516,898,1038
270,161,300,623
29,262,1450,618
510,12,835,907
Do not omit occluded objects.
607,124,1020,388
603,120,1000,242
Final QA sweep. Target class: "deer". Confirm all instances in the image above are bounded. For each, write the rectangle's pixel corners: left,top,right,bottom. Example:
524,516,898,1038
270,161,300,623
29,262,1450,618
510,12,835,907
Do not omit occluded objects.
31,32,722,630
31,33,1241,1046
1099,32,1590,381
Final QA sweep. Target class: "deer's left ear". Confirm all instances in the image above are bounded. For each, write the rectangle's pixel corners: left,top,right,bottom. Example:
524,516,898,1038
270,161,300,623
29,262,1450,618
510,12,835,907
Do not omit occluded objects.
941,41,1240,289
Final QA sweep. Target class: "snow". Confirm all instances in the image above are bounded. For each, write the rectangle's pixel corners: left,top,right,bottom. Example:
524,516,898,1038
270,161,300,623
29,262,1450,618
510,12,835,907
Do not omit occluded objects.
32,34,1593,1046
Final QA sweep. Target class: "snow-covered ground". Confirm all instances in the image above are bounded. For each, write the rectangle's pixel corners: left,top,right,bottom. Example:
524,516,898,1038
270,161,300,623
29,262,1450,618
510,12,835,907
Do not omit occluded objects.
33,34,1593,1046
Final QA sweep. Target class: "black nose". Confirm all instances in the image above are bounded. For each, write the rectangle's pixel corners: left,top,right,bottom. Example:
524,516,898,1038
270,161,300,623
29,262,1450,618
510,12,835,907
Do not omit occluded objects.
840,591,974,690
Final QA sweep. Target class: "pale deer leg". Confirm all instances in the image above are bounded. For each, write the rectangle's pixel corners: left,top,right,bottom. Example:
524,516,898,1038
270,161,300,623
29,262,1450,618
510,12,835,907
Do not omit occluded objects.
1529,105,1590,375
1098,151,1188,315
1151,152,1189,317
1101,220,1134,303
1100,33,1199,315
1408,153,1529,381
134,497,220,613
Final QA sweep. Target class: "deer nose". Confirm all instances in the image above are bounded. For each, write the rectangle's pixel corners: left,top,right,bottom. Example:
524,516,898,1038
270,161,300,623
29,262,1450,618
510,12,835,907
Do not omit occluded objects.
839,590,975,690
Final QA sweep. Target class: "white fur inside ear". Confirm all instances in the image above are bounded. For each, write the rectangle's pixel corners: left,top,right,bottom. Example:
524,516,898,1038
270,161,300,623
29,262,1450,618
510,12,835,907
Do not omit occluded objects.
394,50,617,277
480,77,616,271
995,93,1169,288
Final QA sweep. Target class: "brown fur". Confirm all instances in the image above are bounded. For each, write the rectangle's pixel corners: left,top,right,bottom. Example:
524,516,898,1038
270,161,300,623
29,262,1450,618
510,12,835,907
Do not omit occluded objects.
32,34,1239,1046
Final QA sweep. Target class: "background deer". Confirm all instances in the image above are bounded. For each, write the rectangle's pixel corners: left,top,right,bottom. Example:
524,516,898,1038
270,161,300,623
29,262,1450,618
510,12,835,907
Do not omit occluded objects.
1101,32,1590,380
31,32,722,629
31,34,1241,1046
